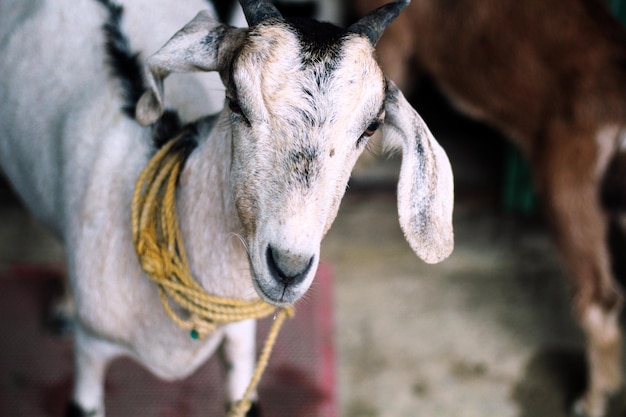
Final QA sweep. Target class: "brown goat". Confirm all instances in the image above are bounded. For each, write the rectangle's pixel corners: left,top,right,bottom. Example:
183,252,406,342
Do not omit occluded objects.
352,0,626,416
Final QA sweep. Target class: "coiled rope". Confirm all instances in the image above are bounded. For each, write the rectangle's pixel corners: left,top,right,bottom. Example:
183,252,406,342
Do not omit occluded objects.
131,132,294,417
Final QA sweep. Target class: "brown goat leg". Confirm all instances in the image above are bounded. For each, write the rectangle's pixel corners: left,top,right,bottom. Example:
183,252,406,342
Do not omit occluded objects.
536,125,624,417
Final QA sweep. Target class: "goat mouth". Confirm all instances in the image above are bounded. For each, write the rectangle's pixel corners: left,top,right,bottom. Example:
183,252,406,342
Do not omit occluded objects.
252,276,299,307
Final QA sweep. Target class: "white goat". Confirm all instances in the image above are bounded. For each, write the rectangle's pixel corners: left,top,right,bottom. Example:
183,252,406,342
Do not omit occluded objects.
0,0,453,415
352,0,626,416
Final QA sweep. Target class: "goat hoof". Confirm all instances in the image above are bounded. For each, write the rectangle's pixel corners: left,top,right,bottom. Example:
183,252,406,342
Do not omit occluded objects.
65,401,97,417
570,398,607,417
571,401,591,417
246,402,262,417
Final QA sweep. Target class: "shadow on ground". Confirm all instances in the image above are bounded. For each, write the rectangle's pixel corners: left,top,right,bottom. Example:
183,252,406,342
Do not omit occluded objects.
513,346,626,417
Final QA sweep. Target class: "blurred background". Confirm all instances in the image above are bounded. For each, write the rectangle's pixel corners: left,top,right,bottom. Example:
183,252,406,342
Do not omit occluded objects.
3,0,626,416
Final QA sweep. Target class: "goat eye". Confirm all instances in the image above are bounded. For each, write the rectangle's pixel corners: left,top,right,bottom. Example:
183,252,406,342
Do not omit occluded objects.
363,121,381,137
227,98,250,125
228,99,243,115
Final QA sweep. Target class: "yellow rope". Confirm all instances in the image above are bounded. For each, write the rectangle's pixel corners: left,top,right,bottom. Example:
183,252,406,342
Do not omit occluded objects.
131,134,294,417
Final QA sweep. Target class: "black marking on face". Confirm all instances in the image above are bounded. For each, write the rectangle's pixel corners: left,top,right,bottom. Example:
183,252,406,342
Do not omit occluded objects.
287,17,346,90
292,106,318,129
244,18,348,135
287,145,321,188
286,17,345,62
415,138,426,158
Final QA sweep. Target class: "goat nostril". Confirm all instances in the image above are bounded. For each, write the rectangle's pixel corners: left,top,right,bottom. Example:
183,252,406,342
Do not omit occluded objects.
266,245,314,285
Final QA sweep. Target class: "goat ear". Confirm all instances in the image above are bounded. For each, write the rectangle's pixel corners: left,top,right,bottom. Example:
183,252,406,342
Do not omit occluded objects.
136,10,246,126
382,80,454,263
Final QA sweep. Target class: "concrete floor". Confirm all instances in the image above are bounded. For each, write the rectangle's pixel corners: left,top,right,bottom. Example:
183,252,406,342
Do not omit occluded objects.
324,184,584,417
1,88,624,416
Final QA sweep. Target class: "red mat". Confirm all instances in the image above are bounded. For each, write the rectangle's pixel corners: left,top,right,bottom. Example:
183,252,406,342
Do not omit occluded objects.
0,264,336,417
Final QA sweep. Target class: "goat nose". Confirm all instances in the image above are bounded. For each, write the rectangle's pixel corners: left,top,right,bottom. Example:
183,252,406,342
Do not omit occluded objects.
266,245,314,286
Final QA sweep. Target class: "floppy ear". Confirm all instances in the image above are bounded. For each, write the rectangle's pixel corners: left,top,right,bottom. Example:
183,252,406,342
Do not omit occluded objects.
136,10,247,126
382,80,454,263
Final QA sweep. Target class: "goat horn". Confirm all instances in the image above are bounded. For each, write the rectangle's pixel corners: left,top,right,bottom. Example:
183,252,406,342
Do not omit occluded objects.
348,0,410,45
239,0,283,26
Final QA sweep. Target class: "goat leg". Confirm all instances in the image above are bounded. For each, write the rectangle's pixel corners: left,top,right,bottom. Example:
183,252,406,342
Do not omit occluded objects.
68,327,123,417
222,319,260,414
535,126,624,417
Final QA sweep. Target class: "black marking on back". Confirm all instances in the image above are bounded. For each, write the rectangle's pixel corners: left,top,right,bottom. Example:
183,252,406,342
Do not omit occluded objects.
170,124,200,170
95,0,185,149
167,115,219,163
152,110,183,149
95,0,144,119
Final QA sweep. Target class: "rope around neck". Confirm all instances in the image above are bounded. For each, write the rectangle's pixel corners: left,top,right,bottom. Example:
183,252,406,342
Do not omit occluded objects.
131,133,294,417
